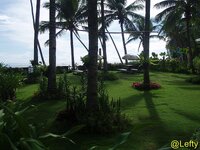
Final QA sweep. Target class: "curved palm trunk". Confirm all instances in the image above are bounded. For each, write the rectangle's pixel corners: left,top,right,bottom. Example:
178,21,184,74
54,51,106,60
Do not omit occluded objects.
48,0,57,93
120,22,128,64
30,0,46,66
101,0,108,71
73,31,89,51
106,28,123,64
70,30,75,70
33,0,41,65
143,0,151,88
86,0,99,111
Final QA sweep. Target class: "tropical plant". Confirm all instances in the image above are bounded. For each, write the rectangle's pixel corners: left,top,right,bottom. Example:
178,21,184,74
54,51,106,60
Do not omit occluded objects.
154,0,200,72
0,65,22,102
104,0,144,64
0,102,83,150
41,0,87,70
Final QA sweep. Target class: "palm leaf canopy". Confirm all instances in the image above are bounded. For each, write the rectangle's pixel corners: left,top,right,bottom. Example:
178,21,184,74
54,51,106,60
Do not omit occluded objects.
104,0,144,26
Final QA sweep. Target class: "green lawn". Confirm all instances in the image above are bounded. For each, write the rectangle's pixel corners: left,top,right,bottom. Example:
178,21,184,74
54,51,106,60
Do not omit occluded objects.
16,72,200,150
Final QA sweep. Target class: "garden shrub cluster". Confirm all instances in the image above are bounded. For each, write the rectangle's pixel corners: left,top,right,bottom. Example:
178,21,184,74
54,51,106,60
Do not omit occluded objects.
99,71,119,81
56,74,129,134
24,65,47,84
0,64,22,102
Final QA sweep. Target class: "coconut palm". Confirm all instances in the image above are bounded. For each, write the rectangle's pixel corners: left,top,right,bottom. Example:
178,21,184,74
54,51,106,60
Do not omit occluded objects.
126,17,163,52
86,0,99,111
104,0,144,64
41,0,87,70
154,0,199,72
48,0,57,93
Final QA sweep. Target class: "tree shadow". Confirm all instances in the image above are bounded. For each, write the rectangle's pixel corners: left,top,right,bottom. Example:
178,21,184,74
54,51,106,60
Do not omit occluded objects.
171,108,200,124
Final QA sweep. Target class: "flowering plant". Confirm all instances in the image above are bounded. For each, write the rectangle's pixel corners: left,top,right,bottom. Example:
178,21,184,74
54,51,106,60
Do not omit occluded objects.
132,82,161,90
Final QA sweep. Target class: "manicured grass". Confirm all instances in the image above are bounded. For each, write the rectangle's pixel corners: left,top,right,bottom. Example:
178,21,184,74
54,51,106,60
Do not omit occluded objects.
17,72,200,150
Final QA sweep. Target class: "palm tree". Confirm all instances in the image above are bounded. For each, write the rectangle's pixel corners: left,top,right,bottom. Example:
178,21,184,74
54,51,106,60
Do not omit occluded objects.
41,0,87,70
48,0,57,93
105,0,143,64
154,0,199,72
126,17,163,52
86,0,99,111
143,0,151,88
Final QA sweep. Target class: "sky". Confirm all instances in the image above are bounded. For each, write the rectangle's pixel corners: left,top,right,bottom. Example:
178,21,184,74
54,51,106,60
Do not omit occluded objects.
0,0,166,67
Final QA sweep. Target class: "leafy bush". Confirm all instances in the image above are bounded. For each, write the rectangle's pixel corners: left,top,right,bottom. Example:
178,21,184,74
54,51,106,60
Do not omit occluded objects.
0,64,22,102
35,73,74,100
56,77,129,134
24,65,47,84
0,102,83,150
99,71,119,81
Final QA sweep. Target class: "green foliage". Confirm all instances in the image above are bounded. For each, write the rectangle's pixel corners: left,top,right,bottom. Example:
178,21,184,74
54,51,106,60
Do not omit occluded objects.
24,65,47,84
36,73,72,100
0,64,22,102
99,72,119,81
81,55,89,69
191,128,200,144
193,56,200,74
56,76,128,134
0,102,83,150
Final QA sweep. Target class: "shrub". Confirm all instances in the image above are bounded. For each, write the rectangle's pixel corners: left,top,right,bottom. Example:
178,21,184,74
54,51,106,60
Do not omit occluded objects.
99,71,119,81
24,65,47,84
56,77,129,134
0,102,82,150
0,64,22,102
35,73,74,100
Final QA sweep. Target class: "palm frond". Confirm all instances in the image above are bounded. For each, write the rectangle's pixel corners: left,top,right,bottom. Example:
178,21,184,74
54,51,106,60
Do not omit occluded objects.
154,0,176,9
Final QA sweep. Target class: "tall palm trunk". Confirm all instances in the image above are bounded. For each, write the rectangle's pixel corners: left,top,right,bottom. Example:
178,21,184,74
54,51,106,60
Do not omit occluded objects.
33,0,41,65
101,0,108,71
143,0,151,88
120,22,128,64
86,0,99,111
48,0,57,93
185,9,194,72
70,30,75,70
30,0,46,66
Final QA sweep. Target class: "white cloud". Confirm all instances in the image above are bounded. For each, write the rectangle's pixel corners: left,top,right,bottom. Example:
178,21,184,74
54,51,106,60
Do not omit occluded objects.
0,0,166,67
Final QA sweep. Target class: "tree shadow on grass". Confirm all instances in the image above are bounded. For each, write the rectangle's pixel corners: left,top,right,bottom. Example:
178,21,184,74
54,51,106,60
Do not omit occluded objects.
171,108,200,124
121,91,172,149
